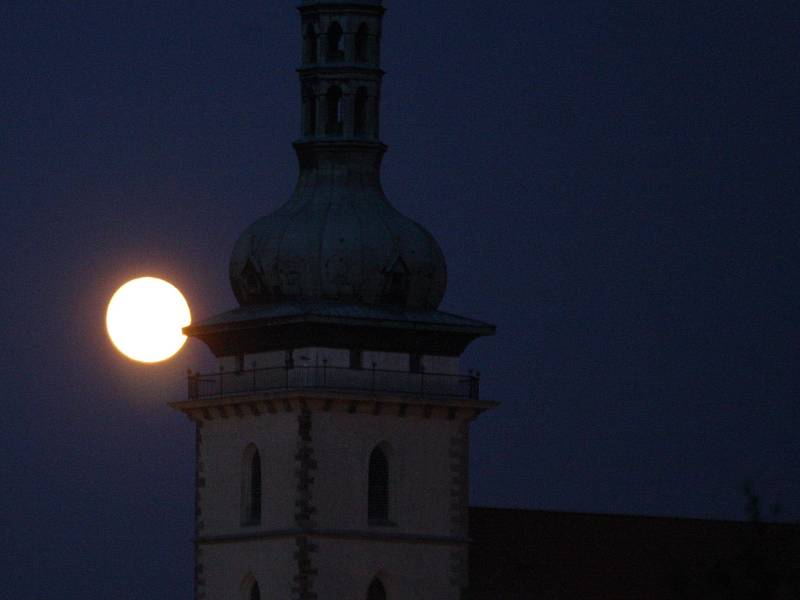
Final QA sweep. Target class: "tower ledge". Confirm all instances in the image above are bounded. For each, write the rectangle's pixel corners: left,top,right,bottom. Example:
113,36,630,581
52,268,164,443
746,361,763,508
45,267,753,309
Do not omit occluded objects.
184,302,494,356
170,389,497,424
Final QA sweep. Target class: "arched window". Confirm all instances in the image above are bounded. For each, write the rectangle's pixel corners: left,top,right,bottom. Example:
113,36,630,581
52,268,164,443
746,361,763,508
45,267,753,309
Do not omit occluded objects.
303,86,317,136
327,22,344,61
355,23,369,63
250,581,261,600
241,444,262,526
304,24,318,64
326,86,343,135
368,445,389,523
354,87,368,136
367,578,387,600
241,575,260,600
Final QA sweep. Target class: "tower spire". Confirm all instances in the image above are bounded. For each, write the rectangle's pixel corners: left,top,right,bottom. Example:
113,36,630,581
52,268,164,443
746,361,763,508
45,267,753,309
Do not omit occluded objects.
227,0,452,312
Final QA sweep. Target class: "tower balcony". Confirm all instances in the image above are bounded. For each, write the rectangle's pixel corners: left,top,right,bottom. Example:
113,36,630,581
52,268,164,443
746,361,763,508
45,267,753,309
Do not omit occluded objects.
186,363,480,402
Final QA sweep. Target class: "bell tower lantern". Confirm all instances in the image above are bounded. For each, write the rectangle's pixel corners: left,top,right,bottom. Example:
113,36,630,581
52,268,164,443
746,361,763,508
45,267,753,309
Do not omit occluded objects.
171,2,495,599
298,0,384,142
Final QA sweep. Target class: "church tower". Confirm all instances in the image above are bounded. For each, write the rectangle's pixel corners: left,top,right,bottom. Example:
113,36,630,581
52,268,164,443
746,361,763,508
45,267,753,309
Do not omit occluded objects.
171,2,495,598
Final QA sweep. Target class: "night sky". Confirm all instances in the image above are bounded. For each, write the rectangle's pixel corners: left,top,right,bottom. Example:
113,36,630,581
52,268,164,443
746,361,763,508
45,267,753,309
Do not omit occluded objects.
2,1,798,597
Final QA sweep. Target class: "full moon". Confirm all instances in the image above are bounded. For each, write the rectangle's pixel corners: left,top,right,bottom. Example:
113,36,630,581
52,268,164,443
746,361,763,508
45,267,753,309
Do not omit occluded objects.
106,277,191,363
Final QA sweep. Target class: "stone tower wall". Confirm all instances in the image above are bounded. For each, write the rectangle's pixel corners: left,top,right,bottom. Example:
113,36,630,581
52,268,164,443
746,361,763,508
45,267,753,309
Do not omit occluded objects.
193,394,472,598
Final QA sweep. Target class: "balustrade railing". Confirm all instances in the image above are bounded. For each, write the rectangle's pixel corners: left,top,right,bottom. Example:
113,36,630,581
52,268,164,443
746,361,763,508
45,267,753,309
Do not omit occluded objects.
187,364,480,401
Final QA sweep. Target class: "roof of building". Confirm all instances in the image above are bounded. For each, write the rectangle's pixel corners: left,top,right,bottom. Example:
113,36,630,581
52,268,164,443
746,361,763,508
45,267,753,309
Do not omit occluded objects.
468,506,800,600
184,301,495,356
190,301,491,331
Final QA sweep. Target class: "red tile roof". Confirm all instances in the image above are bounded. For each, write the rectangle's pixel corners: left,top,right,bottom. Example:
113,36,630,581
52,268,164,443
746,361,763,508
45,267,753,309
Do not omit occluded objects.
468,507,800,599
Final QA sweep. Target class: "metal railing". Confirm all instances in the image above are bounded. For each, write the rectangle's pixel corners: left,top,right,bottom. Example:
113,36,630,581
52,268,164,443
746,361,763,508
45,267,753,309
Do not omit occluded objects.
187,363,480,401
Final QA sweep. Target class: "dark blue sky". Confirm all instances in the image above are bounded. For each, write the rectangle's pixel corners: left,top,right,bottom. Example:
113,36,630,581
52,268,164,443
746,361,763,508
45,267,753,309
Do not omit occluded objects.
2,1,798,597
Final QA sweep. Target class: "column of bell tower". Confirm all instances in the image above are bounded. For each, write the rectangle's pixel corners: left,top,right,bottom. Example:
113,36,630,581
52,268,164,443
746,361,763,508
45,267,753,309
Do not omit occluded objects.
172,2,495,599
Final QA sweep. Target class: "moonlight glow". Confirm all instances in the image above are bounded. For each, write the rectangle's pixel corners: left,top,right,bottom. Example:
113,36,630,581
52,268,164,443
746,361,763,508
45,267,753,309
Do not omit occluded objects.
106,277,191,363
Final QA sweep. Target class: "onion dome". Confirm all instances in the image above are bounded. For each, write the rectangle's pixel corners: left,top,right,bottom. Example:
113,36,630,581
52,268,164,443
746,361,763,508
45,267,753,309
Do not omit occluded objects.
230,147,446,310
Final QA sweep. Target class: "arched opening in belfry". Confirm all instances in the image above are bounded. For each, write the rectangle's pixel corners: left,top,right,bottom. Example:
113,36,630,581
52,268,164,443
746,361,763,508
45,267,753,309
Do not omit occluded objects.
368,445,389,523
241,574,261,600
327,22,345,61
303,86,317,136
355,23,369,63
354,87,368,136
304,23,318,64
249,581,261,600
367,578,387,600
326,86,344,135
241,444,262,526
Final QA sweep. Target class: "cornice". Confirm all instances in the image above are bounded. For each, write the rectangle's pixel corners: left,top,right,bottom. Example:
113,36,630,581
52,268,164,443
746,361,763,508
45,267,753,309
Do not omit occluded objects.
197,528,469,546
170,388,498,423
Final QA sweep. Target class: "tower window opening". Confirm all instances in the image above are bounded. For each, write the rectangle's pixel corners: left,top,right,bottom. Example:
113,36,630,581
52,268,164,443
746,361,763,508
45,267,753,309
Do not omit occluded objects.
409,353,422,373
367,577,387,600
303,86,317,136
354,87,368,136
350,348,363,370
368,445,389,524
327,22,344,61
355,23,369,63
326,86,343,135
304,24,318,64
241,444,262,526
250,581,261,600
